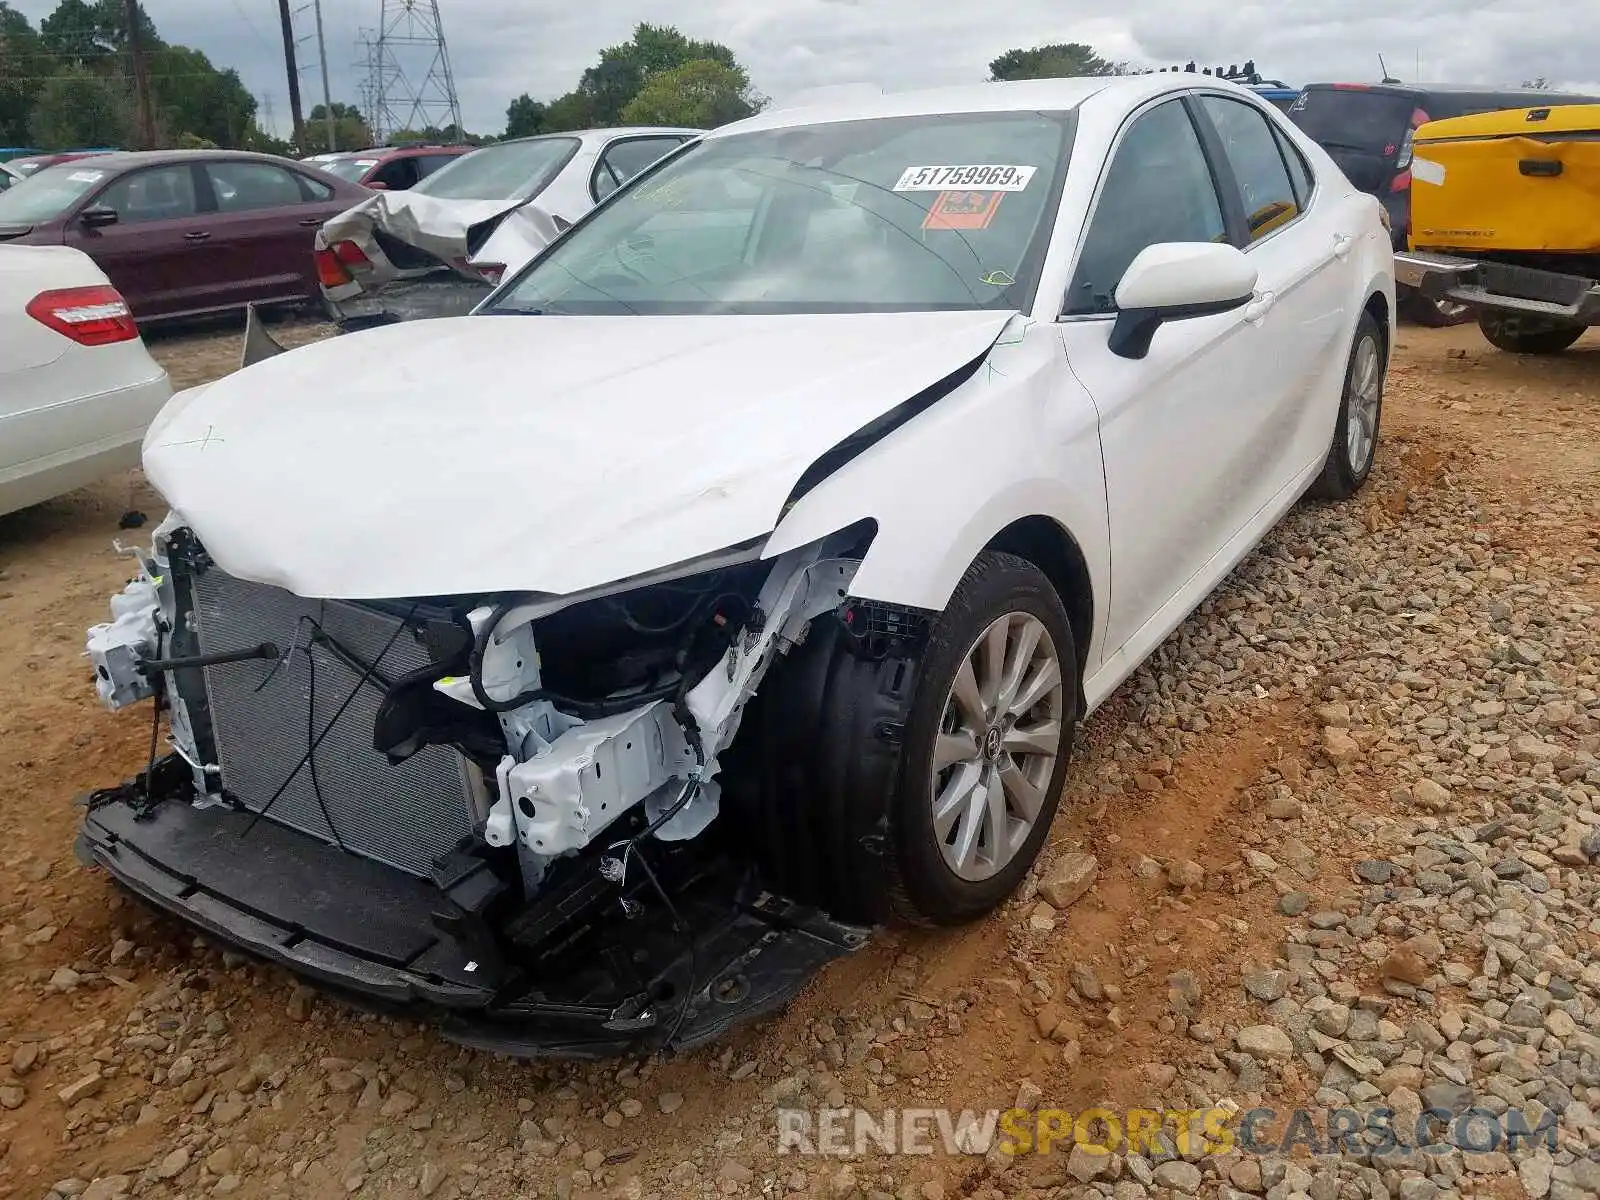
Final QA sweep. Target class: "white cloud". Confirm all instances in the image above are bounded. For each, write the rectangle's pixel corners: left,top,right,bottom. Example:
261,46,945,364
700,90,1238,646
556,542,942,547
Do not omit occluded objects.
11,0,1596,136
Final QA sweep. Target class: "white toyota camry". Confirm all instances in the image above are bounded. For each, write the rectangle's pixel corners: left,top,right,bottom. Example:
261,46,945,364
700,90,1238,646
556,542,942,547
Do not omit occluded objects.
81,74,1392,1057
1,245,171,518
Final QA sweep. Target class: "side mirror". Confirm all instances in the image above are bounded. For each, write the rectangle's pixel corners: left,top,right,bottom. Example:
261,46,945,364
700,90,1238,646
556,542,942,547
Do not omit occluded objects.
79,205,119,230
1107,242,1258,360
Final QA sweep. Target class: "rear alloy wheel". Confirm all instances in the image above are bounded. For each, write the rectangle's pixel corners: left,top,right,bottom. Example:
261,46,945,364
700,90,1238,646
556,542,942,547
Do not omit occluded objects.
1478,311,1585,356
1398,286,1471,328
886,552,1077,925
1308,311,1385,501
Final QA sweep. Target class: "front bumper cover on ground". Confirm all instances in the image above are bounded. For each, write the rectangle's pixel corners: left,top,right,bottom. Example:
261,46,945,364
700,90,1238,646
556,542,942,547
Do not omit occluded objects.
78,756,871,1059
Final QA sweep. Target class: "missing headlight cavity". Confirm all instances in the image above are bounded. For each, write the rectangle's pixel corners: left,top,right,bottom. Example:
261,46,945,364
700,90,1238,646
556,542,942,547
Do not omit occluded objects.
780,354,989,516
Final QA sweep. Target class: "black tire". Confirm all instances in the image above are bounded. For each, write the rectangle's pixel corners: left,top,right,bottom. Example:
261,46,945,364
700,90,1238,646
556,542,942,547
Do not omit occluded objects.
1478,311,1585,355
722,552,1078,928
1398,285,1471,328
1307,311,1386,502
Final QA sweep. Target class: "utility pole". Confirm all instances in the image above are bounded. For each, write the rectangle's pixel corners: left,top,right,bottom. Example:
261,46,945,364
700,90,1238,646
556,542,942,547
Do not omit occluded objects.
313,0,336,151
124,0,155,148
277,0,307,151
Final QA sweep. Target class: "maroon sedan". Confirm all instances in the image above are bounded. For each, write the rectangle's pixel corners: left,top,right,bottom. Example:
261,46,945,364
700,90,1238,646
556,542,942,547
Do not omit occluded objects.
0,150,370,322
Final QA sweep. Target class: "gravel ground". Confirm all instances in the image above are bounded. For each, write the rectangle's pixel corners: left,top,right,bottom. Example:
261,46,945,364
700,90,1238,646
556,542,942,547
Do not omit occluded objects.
0,321,1598,1200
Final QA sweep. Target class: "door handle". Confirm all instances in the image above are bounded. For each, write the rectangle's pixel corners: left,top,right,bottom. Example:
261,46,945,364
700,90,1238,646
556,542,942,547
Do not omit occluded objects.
298,217,322,227
1332,233,1354,259
1243,290,1276,324
184,231,211,242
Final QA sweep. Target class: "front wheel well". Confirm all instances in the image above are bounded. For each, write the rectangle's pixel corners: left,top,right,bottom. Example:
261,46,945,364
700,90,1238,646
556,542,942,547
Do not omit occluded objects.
980,516,1093,679
1364,289,1391,348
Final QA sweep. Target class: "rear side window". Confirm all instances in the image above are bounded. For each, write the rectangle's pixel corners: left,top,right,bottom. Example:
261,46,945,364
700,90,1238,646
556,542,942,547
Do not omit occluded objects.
99,165,200,223
207,161,308,212
1273,124,1315,208
1288,89,1413,151
371,157,419,190
592,137,687,201
1066,99,1227,315
415,154,462,177
1198,96,1300,242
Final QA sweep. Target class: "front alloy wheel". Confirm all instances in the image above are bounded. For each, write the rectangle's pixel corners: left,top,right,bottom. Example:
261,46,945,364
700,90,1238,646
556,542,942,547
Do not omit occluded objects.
931,612,1065,882
887,551,1078,925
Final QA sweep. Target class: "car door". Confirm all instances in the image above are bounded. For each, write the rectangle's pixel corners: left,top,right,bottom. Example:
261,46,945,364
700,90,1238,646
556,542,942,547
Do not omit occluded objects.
1192,93,1353,491
199,159,342,307
590,136,690,203
66,163,207,320
1057,96,1277,664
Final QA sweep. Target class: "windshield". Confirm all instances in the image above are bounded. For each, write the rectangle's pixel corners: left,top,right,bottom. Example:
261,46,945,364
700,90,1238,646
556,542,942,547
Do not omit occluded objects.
1288,89,1413,152
412,138,578,202
487,112,1074,316
0,162,112,223
319,157,378,183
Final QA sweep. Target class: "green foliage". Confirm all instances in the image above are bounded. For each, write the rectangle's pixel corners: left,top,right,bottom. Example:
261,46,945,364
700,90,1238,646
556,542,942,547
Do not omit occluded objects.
28,62,129,147
305,102,373,153
0,2,49,143
148,45,256,148
620,59,764,129
988,43,1124,82
505,94,547,139
513,23,755,137
6,0,267,150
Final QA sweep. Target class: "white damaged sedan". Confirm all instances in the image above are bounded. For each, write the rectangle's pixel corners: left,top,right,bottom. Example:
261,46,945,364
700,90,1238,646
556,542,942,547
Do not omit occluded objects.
81,74,1392,1057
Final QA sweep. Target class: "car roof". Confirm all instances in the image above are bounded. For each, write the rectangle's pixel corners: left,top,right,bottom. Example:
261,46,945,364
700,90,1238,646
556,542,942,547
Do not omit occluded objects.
37,149,332,173
1301,81,1598,102
500,127,703,148
710,75,1184,136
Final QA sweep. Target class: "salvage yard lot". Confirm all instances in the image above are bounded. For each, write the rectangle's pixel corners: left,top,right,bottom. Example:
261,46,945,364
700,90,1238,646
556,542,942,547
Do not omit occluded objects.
1,324,1598,1200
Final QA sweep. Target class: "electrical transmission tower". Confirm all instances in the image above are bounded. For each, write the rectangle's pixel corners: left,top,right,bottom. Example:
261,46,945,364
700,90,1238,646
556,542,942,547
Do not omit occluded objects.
363,0,463,143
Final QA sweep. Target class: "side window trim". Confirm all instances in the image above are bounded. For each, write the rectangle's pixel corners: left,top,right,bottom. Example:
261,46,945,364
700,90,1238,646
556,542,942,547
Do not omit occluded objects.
1189,91,1311,249
589,135,687,202
1058,92,1229,319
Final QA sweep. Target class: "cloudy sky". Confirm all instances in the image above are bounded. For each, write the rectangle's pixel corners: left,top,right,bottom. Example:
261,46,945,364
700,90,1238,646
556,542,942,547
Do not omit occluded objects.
13,0,1600,137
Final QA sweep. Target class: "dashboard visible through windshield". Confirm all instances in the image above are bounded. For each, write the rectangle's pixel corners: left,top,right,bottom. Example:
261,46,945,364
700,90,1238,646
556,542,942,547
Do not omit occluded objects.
486,111,1076,316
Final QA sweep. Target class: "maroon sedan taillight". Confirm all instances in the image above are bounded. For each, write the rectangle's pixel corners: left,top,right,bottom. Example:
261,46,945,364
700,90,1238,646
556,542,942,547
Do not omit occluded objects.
26,285,138,346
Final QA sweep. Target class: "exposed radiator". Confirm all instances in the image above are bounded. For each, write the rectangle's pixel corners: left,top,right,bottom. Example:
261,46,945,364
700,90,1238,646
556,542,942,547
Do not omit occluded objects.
187,569,477,877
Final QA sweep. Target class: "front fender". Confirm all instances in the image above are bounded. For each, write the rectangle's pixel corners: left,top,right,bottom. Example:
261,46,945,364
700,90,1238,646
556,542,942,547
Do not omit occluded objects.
765,320,1110,652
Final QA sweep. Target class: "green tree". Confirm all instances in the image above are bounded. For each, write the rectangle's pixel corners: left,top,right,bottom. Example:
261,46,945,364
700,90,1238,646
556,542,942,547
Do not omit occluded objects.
578,23,743,125
621,59,764,129
540,90,595,133
505,93,546,138
0,2,48,143
305,101,372,152
148,45,256,147
28,62,129,147
988,43,1124,82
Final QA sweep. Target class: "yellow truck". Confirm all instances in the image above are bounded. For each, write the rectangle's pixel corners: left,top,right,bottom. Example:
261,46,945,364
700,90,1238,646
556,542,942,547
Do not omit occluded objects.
1393,103,1600,353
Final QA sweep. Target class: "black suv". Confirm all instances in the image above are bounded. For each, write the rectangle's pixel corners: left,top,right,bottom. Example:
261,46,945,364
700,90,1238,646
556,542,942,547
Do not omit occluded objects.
1288,82,1600,323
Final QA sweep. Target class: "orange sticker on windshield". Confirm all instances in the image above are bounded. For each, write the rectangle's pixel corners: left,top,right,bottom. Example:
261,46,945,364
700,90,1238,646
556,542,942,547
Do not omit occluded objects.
923,190,1004,231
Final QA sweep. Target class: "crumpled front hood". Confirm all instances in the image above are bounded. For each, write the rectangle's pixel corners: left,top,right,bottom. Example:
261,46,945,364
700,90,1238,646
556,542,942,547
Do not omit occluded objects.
142,310,1014,600
322,191,560,282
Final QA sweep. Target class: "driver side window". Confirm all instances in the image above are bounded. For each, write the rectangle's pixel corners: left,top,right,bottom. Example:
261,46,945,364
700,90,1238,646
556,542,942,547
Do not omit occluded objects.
1065,100,1226,315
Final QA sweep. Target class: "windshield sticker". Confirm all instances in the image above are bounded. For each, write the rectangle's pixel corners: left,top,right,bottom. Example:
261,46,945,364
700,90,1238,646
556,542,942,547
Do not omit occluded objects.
894,165,1035,192
922,190,1005,231
67,170,105,184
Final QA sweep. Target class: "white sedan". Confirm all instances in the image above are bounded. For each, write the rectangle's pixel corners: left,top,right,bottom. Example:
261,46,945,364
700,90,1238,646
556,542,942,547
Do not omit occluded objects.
0,245,171,518
312,126,699,329
81,74,1390,1056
